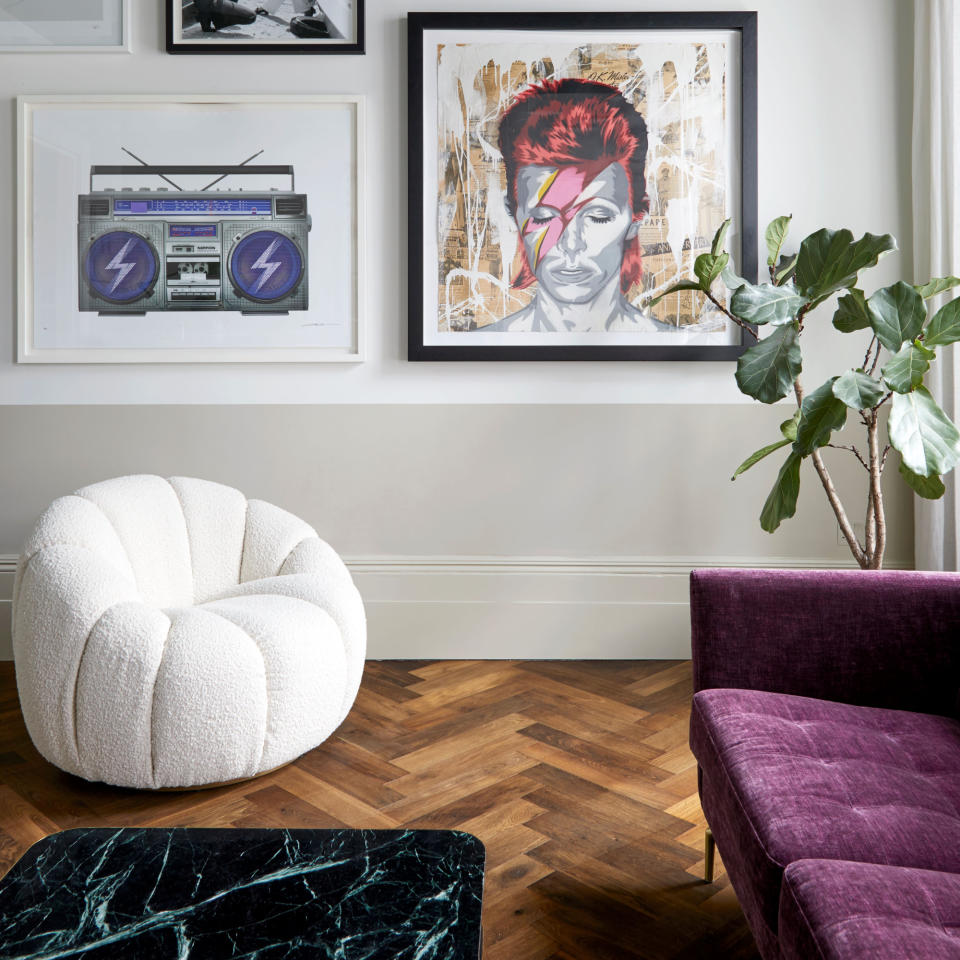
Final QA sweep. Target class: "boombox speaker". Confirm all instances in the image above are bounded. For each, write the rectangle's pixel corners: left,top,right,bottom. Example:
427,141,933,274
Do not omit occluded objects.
222,221,309,312
79,220,165,314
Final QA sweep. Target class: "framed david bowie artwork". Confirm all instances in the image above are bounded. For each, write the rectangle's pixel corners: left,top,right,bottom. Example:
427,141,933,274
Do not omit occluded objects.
166,0,364,54
408,11,758,361
17,95,363,363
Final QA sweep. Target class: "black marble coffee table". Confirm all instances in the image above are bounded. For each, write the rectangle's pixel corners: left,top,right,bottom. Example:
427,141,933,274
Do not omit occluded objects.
0,827,484,959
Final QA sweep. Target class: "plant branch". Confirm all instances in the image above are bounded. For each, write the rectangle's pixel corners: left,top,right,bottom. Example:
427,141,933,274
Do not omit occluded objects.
862,334,878,373
704,290,759,341
867,338,882,376
826,442,870,470
794,379,869,567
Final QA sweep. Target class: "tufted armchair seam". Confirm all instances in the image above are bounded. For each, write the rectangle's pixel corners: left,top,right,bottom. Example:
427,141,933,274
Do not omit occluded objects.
202,606,270,776
71,602,124,775
238,499,254,585
148,614,174,789
166,477,199,605
74,491,143,600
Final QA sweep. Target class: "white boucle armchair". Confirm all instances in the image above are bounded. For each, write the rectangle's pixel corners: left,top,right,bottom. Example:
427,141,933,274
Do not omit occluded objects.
12,475,365,790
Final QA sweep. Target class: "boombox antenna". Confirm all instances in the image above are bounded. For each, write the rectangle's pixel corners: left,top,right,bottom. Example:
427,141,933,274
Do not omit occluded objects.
121,147,183,191
90,164,296,190
200,149,265,191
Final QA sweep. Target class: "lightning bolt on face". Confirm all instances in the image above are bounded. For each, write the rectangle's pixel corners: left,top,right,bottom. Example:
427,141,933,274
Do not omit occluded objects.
77,162,310,315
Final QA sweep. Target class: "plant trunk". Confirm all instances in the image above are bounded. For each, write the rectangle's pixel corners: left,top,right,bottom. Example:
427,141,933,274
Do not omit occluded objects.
866,411,886,569
794,379,870,569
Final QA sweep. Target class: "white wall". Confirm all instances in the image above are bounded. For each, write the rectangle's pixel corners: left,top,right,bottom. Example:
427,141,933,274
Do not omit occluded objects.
0,1,917,659
0,0,914,404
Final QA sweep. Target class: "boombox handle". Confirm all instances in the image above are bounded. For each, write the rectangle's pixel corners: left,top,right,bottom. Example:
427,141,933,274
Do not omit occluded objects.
89,165,296,192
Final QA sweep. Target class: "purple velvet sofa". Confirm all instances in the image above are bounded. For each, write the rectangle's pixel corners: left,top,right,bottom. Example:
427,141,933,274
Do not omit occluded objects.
688,568,960,959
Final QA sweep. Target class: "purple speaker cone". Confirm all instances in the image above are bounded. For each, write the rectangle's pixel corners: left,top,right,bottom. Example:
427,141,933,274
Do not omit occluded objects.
85,231,158,303
230,230,303,303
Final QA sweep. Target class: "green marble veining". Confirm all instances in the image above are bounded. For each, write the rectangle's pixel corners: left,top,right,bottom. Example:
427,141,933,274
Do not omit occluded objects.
0,828,484,959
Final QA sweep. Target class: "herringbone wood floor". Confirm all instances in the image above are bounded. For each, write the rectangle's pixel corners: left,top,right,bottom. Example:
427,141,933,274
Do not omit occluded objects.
0,660,759,959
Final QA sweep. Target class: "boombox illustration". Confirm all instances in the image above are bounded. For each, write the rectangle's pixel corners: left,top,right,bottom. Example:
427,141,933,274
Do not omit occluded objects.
78,162,310,314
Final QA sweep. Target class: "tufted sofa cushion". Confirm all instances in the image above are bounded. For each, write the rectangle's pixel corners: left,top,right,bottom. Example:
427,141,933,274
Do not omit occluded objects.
779,859,960,960
690,688,960,937
12,475,365,790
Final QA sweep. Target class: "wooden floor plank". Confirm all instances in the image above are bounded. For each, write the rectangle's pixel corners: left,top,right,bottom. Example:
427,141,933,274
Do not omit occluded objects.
0,659,759,959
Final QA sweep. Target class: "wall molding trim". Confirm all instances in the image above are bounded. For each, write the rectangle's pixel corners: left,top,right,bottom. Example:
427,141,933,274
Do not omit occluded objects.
342,554,910,575
0,552,910,661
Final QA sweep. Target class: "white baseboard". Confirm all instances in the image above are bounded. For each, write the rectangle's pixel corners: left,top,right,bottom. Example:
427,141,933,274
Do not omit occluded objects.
0,553,906,661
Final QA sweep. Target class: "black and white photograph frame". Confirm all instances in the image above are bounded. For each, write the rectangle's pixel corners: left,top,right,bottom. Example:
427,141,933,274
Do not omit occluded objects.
408,11,758,362
0,0,129,53
166,0,364,55
18,94,364,363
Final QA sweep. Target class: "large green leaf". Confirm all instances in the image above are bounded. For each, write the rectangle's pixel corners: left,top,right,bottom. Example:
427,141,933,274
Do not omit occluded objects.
729,282,807,326
915,276,960,299
759,451,802,532
794,378,848,455
731,437,791,480
881,341,935,393
735,324,802,404
925,298,960,346
765,215,792,267
867,281,927,351
795,228,897,303
711,219,731,256
694,251,729,291
648,280,702,307
888,386,960,477
898,458,946,500
832,369,887,410
832,289,872,333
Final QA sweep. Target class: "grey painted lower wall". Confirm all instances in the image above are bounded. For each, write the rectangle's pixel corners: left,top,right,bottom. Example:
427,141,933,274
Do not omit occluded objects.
0,405,913,659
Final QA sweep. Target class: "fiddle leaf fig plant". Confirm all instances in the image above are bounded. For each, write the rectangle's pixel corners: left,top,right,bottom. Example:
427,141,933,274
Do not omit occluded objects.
654,215,960,569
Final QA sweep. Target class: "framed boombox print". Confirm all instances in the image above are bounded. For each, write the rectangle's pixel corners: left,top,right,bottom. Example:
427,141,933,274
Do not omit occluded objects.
408,11,758,361
17,95,364,363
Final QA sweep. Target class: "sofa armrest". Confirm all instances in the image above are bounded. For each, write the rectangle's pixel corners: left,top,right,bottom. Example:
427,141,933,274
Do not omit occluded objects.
690,568,960,715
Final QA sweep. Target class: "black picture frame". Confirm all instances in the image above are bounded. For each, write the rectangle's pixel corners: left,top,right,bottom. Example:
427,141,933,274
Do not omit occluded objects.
408,11,758,362
166,1,364,55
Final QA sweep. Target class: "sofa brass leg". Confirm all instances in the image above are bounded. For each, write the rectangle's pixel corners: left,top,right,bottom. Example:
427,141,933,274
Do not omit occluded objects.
704,827,716,883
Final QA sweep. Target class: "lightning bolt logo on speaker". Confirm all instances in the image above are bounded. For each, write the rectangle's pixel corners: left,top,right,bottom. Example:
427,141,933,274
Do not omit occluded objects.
251,239,282,294
105,239,136,294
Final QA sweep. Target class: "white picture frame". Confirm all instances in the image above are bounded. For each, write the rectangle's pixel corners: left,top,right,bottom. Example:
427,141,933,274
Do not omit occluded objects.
0,0,130,53
18,94,365,363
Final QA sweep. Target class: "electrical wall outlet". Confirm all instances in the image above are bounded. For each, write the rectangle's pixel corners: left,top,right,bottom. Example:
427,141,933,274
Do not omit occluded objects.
837,521,866,545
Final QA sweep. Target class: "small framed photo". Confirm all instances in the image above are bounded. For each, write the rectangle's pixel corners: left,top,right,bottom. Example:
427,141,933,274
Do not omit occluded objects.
167,0,363,54
409,11,758,361
0,0,129,53
18,95,364,363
